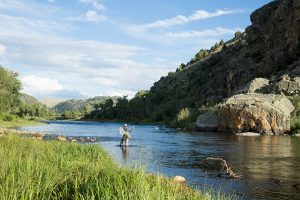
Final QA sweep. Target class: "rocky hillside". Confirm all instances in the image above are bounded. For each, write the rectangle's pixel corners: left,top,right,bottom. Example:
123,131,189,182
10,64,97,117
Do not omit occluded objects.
146,0,300,121
86,0,300,134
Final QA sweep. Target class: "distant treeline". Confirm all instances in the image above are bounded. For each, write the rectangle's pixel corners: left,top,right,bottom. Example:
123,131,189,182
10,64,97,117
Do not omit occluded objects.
52,96,119,119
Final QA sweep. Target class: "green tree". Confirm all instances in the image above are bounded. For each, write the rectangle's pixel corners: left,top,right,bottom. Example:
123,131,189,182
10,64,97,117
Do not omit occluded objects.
0,66,21,113
84,104,93,115
63,110,81,119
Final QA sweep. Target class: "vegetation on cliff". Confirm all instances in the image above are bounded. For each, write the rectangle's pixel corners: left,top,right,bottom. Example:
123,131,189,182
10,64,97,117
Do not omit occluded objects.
0,134,229,200
289,96,300,134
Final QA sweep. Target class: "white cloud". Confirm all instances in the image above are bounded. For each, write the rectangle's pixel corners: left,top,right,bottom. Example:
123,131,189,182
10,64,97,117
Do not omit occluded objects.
0,11,163,98
123,8,243,45
92,77,120,87
85,10,106,21
140,9,243,30
107,88,136,99
69,10,107,22
164,27,239,39
125,25,240,45
1,1,246,99
21,75,63,96
0,0,29,11
80,0,106,11
0,44,6,55
73,0,107,22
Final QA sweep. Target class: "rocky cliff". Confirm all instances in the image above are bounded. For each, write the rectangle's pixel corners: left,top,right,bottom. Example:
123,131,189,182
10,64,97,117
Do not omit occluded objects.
146,0,300,122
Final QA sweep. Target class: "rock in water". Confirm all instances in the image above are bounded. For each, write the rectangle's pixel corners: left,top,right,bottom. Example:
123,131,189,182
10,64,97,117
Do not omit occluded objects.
218,94,294,135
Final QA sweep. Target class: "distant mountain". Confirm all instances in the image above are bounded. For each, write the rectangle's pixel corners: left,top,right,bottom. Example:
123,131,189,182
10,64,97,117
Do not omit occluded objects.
20,93,40,105
52,96,119,114
39,99,65,107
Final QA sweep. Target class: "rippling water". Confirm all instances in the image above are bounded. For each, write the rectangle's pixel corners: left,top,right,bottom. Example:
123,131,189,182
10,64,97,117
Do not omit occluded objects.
17,120,300,200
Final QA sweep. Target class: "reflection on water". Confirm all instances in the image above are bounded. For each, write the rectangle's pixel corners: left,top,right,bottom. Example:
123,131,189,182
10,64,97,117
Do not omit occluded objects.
18,121,300,200
120,146,129,163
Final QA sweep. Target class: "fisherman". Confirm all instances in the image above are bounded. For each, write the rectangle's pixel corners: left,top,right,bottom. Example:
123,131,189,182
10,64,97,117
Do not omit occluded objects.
120,124,131,146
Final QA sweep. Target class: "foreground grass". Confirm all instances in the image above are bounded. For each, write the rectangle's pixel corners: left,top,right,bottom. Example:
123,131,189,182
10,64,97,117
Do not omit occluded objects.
0,134,229,200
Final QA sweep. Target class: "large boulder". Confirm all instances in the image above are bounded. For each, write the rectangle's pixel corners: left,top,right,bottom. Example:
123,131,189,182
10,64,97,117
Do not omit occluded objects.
218,94,294,135
196,112,218,132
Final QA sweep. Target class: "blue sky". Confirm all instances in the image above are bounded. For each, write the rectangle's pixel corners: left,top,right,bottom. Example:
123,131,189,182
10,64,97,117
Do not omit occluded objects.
0,0,271,100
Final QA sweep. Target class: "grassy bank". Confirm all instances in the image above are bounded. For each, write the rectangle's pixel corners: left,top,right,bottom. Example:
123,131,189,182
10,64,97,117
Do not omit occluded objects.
0,113,45,128
0,119,43,128
0,134,229,200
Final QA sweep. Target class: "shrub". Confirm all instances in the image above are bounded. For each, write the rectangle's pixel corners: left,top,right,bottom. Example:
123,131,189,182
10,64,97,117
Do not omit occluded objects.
175,108,193,129
234,31,242,38
291,116,300,134
288,96,300,134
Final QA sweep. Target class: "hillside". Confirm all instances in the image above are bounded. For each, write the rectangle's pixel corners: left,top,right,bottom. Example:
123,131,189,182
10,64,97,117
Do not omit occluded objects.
52,96,119,114
18,93,54,118
86,0,300,127
146,0,300,121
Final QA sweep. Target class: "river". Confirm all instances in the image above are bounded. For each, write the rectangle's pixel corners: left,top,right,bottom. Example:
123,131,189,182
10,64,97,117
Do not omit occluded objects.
17,120,300,200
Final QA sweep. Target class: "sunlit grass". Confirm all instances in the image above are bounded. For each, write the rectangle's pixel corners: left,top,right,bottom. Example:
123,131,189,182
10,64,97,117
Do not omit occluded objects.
0,134,232,200
0,119,43,128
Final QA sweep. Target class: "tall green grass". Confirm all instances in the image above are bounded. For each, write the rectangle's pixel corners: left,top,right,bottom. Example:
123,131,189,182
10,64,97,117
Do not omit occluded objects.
0,113,43,128
0,119,43,128
0,134,230,200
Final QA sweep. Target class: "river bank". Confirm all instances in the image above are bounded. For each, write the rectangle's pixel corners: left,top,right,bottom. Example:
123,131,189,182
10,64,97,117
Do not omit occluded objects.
0,133,231,199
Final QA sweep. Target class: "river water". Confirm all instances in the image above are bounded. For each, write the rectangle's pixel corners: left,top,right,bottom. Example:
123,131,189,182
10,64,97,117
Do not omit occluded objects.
18,121,300,200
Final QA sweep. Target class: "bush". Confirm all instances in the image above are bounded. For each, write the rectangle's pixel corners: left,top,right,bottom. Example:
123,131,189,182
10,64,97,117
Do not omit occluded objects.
234,31,242,38
291,116,300,134
175,108,194,129
288,96,300,134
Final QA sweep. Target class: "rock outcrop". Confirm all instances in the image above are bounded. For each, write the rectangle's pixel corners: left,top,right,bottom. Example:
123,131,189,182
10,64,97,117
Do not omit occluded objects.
196,112,218,132
235,78,270,94
218,94,294,135
235,75,300,96
269,75,300,96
